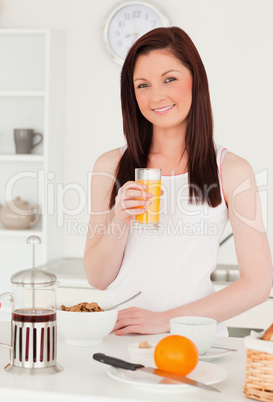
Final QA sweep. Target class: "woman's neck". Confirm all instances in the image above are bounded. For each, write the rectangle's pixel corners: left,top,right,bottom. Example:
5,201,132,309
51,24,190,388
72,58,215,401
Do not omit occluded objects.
148,127,188,175
150,126,186,159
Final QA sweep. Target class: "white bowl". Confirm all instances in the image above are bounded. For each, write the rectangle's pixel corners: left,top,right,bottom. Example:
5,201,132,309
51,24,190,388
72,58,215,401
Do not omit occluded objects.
57,304,118,347
170,316,217,355
128,342,156,367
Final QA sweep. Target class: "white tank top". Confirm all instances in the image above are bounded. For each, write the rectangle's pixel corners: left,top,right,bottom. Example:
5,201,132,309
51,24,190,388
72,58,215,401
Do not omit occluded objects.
106,144,229,335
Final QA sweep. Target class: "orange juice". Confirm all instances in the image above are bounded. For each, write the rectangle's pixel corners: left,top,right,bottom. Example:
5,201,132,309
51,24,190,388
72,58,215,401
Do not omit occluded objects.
135,179,161,224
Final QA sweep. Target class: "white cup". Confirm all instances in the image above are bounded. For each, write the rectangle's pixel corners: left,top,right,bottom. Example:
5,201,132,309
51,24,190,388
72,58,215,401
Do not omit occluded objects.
170,316,217,355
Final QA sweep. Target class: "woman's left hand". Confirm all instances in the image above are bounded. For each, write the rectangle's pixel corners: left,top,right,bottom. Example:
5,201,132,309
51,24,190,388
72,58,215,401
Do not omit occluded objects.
112,307,170,335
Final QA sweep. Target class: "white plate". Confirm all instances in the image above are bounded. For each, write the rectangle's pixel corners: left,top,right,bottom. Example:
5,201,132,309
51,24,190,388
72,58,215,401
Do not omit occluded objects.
199,347,232,361
107,361,228,391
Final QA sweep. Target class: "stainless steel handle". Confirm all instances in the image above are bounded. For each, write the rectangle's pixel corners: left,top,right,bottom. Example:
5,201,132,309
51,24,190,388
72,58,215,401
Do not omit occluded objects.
0,343,12,349
0,292,12,350
0,292,13,301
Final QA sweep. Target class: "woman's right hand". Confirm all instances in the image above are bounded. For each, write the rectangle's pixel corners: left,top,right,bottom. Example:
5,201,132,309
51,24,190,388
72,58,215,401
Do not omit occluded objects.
114,181,153,224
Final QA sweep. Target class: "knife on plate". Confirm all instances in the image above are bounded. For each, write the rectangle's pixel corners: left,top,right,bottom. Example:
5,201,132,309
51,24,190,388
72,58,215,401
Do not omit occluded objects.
93,353,220,392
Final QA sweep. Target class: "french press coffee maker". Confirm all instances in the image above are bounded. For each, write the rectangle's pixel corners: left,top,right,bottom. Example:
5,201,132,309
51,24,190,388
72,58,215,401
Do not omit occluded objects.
0,236,63,375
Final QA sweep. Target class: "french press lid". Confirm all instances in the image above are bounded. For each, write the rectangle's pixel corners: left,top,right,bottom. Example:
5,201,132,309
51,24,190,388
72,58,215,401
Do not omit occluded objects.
10,236,57,286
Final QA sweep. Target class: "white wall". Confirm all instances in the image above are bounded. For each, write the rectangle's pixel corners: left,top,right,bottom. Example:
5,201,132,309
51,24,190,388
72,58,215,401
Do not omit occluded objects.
0,0,272,266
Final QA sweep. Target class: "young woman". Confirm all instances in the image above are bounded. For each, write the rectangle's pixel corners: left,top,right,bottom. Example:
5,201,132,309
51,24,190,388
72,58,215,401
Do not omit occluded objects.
84,27,272,336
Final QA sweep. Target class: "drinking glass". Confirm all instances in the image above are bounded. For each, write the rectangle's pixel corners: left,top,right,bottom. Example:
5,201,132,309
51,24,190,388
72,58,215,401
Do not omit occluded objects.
135,168,161,229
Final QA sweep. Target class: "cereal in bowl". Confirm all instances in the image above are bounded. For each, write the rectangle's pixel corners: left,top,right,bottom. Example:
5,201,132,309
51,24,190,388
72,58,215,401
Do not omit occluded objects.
61,302,104,312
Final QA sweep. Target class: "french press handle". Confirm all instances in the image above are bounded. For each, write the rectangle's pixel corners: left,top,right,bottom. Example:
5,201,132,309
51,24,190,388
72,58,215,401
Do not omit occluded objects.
0,292,13,350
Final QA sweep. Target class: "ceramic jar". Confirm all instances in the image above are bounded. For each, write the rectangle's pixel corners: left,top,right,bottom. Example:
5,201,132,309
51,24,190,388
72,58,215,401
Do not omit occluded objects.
0,197,41,230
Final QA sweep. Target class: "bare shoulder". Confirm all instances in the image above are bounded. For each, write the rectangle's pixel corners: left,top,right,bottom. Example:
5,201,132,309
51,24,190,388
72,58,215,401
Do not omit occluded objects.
222,151,254,183
221,151,255,201
222,151,252,172
93,147,121,175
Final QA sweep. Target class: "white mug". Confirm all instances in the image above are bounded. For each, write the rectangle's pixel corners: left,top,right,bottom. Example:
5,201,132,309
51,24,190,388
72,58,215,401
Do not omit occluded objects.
170,316,217,355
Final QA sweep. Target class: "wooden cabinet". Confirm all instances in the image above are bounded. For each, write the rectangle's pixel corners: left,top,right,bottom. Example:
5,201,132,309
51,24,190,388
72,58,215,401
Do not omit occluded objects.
0,29,65,292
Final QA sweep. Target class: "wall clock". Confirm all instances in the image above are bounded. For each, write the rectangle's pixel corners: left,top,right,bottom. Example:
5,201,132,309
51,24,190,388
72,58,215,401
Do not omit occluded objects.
103,1,170,64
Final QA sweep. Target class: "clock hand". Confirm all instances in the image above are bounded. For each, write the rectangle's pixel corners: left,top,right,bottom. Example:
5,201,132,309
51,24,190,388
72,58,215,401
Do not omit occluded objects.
124,33,138,38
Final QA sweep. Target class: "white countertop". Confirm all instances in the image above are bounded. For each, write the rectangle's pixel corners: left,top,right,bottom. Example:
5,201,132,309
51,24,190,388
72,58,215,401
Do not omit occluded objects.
0,320,249,402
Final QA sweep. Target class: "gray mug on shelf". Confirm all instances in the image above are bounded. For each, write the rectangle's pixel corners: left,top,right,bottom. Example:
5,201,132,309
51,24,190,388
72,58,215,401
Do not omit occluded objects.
14,129,43,154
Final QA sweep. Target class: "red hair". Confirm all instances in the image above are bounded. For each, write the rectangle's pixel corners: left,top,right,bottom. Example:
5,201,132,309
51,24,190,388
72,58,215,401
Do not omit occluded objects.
110,27,221,209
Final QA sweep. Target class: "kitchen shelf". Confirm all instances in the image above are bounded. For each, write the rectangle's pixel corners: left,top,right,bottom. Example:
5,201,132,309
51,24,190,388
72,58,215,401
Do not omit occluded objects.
0,154,44,162
0,228,43,237
0,29,65,294
0,219,43,237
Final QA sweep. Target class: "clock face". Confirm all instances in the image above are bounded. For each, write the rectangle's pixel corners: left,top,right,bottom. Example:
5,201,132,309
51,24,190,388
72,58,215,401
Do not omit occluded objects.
104,2,169,64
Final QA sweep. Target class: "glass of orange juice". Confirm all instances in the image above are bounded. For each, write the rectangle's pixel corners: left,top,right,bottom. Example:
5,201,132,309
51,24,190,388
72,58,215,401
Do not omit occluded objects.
135,168,161,229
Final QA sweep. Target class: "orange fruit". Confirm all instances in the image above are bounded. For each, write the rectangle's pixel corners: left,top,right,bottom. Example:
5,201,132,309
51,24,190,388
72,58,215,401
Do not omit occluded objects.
154,335,198,376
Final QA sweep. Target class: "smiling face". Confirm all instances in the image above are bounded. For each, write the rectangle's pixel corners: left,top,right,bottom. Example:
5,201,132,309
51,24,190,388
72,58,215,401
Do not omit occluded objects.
133,49,193,132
